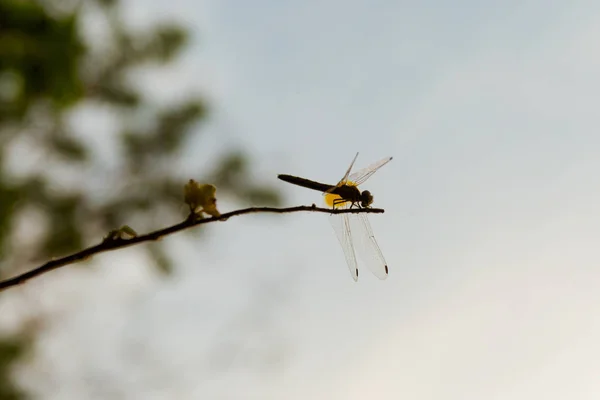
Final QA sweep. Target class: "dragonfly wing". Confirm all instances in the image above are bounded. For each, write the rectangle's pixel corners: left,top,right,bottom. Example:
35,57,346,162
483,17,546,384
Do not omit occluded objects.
328,207,359,281
348,156,393,186
340,152,360,184
347,212,388,279
323,152,360,197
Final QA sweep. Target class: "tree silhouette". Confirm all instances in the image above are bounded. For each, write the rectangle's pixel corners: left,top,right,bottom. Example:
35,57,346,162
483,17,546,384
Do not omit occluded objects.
0,0,281,396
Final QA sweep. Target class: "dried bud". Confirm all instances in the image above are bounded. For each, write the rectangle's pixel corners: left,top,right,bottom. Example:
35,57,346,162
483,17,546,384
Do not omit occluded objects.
119,225,138,238
104,225,138,242
184,179,221,217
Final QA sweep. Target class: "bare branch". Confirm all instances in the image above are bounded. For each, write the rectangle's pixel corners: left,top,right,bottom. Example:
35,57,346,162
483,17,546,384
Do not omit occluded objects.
0,205,384,292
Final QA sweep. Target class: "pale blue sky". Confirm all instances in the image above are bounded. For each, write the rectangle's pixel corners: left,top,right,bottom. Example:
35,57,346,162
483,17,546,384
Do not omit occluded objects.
2,1,600,399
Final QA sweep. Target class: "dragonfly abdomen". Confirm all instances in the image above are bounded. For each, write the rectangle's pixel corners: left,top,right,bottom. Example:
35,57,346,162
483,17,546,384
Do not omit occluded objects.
277,174,334,193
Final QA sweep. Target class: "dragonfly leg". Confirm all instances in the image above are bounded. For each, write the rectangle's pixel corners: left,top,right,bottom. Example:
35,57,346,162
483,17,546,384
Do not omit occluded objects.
332,198,361,209
331,198,344,209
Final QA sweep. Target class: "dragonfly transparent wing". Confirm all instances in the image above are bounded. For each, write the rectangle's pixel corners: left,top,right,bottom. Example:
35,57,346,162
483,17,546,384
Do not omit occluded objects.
347,212,388,279
348,156,393,186
340,152,360,184
328,203,359,281
323,152,359,197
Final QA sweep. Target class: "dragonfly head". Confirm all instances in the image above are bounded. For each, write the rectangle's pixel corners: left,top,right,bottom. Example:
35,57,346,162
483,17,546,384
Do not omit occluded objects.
359,190,373,208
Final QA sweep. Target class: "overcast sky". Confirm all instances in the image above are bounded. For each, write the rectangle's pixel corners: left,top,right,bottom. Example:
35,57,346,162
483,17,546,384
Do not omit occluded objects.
3,0,600,399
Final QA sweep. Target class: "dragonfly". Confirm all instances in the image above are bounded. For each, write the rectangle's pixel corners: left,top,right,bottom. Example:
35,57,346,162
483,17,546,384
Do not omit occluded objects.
277,153,393,281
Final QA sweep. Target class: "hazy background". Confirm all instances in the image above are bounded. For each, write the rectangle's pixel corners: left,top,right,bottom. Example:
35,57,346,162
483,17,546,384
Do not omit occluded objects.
1,0,600,399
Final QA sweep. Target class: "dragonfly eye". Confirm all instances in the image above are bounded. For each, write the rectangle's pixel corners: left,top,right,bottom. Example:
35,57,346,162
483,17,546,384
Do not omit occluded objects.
360,190,373,207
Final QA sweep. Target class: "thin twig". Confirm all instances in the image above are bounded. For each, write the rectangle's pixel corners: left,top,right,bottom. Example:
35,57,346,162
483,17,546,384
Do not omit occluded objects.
0,205,384,292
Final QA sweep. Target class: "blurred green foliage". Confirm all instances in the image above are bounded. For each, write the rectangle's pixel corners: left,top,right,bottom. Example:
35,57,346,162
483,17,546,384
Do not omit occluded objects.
0,0,281,397
0,333,31,400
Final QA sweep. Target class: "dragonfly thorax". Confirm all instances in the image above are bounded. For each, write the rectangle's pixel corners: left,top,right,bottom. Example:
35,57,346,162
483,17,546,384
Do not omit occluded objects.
332,185,374,208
